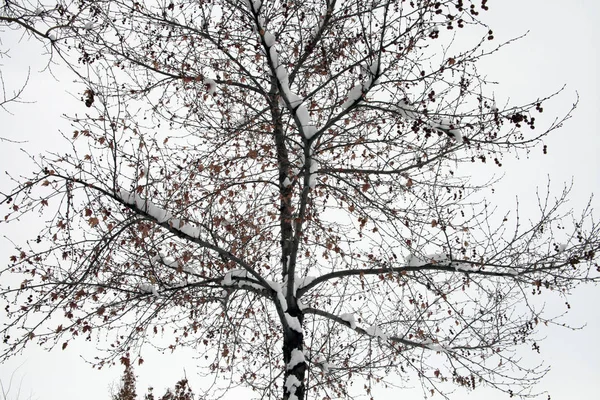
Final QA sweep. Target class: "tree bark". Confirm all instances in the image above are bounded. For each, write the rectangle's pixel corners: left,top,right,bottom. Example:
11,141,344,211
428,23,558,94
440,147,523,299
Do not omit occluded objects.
282,303,306,400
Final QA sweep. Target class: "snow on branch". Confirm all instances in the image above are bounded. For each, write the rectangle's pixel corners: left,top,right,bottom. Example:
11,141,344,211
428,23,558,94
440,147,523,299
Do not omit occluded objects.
138,283,159,297
454,264,481,273
406,253,479,272
422,339,447,353
406,252,450,267
341,59,379,110
118,189,205,238
304,307,430,350
339,313,357,329
203,77,217,95
119,189,172,223
310,353,331,373
222,269,266,291
365,325,389,340
427,118,464,143
397,99,419,120
257,16,318,139
152,254,197,275
405,253,522,276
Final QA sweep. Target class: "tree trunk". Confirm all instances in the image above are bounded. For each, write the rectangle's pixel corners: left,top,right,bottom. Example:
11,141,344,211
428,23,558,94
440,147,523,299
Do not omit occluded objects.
282,303,306,400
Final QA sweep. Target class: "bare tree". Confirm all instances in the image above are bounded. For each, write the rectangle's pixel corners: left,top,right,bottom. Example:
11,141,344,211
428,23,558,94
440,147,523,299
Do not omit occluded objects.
1,1,599,400
0,24,30,143
0,365,34,400
0,67,29,115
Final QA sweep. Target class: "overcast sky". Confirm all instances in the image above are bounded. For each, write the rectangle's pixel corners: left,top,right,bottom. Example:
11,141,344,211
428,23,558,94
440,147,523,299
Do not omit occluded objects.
0,1,598,399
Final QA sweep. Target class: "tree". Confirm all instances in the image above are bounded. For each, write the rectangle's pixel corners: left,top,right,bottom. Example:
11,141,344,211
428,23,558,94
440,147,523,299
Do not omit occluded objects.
111,359,195,400
113,359,138,400
1,1,599,399
0,39,30,143
0,365,34,400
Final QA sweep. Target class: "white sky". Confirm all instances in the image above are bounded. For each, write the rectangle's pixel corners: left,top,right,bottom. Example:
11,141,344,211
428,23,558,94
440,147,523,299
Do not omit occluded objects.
0,1,598,399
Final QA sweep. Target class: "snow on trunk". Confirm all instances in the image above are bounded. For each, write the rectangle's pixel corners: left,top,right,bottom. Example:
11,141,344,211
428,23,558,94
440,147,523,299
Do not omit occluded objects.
286,348,306,370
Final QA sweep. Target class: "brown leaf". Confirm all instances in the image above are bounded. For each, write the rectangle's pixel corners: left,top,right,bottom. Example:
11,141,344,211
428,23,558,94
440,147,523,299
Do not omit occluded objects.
431,219,438,228
62,342,68,350
88,217,99,227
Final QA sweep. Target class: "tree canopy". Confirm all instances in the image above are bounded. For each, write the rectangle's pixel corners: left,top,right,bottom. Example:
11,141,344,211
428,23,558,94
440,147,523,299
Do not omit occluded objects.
1,1,599,400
